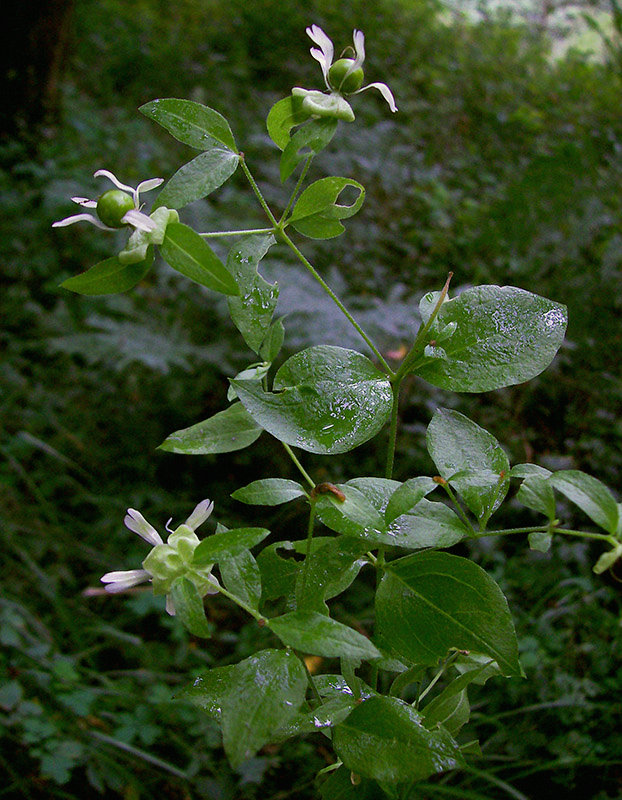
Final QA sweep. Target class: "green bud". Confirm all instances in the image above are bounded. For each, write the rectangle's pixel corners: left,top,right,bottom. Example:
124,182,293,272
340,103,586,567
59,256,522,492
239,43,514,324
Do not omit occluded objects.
328,58,364,94
96,189,135,228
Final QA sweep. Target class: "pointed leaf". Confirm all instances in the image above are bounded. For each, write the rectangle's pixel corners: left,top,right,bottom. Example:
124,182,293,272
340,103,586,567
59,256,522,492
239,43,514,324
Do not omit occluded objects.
176,665,235,720
269,611,381,660
140,98,237,151
422,664,490,734
266,95,309,150
226,235,278,353
385,477,437,523
156,148,239,209
516,475,556,520
232,478,307,505
549,470,619,534
414,286,567,392
427,408,510,522
376,551,521,676
259,317,285,362
60,251,153,295
160,222,238,294
333,696,464,783
170,577,212,638
220,549,261,609
233,346,393,455
221,649,307,768
158,402,262,455
289,177,365,239
280,118,338,182
193,527,270,566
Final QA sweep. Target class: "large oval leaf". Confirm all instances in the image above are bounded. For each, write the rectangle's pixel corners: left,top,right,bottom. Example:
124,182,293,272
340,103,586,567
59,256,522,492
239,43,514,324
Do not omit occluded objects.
156,148,240,209
232,346,393,455
269,611,381,660
160,222,238,295
376,551,521,676
140,98,237,152
549,470,619,534
333,695,464,783
414,285,567,392
158,402,262,455
60,250,153,296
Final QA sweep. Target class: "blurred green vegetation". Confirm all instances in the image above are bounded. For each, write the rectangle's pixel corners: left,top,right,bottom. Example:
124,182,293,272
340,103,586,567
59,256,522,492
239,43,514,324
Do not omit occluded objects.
2,0,621,797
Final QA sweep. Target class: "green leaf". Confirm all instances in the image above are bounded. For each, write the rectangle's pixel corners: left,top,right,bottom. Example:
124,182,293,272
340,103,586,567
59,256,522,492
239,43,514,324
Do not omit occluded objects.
422,664,489,735
273,694,359,742
60,251,153,295
376,551,521,676
140,98,237,151
233,346,393,455
220,549,261,610
158,402,262,455
176,665,235,721
528,531,553,552
294,537,369,612
221,649,307,768
160,222,238,295
316,478,468,549
289,177,365,239
385,477,437,524
266,95,309,150
169,577,212,638
193,527,270,566
549,470,619,534
226,235,278,353
259,317,285,362
226,362,270,402
319,767,389,800
269,611,381,660
280,118,338,182
517,475,556,520
509,464,552,479
414,286,567,392
156,148,240,209
427,408,510,523
333,695,465,783
232,478,307,505
256,541,299,602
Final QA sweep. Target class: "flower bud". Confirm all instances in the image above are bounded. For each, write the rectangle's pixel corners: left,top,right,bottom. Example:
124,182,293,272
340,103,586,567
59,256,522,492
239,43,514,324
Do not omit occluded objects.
96,190,135,228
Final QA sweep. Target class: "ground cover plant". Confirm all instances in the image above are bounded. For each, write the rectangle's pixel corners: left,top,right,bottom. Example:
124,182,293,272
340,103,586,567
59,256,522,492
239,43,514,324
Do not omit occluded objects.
39,18,622,799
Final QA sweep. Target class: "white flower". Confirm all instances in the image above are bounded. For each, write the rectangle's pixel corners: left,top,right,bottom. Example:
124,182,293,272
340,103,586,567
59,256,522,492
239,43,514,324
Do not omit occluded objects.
53,169,163,232
101,499,219,614
304,25,397,113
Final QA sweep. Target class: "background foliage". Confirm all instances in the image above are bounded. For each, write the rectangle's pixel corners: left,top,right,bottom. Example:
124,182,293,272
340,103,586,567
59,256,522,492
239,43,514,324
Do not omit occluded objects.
2,0,621,797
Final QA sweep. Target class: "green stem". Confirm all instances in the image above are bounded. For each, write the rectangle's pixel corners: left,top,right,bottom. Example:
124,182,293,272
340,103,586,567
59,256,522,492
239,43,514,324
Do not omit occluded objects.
417,651,460,705
440,481,477,535
300,501,317,600
298,651,323,706
88,730,188,779
385,381,402,479
216,582,267,623
198,227,275,238
240,157,279,227
282,442,315,489
280,154,313,223
280,229,393,374
481,525,615,545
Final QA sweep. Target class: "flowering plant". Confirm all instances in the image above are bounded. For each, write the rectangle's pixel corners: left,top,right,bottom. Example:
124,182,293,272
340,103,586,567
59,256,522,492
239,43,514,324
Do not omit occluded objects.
54,23,620,797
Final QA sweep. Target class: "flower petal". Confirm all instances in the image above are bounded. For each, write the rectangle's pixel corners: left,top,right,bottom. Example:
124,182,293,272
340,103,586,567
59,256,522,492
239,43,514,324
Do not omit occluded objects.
185,499,214,531
94,169,135,194
354,81,398,112
101,569,150,592
136,178,164,194
351,29,366,70
121,209,158,232
52,213,112,230
124,509,163,545
307,24,334,89
71,197,98,208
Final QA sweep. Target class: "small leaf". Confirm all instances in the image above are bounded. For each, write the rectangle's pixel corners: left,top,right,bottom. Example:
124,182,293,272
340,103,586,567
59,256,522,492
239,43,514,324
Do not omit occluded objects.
60,251,153,295
266,95,309,150
227,362,270,401
280,118,338,182
414,286,568,392
385,477,438,524
227,235,278,353
376,551,521,676
140,98,237,151
175,665,235,720
257,541,299,602
510,464,552,479
269,611,381,660
233,346,393,455
294,537,369,612
156,148,240,209
220,549,262,609
517,476,556,520
158,402,262,455
221,649,307,768
333,695,465,783
193,527,270,566
232,478,307,505
528,531,553,552
160,222,238,295
170,577,212,638
259,318,285,362
427,408,510,523
549,470,619,534
422,663,489,735
315,484,387,537
289,177,365,239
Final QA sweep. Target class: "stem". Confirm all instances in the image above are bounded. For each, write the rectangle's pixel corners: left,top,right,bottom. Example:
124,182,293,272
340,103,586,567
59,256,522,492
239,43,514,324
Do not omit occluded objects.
198,227,275,238
385,381,402,479
280,229,393,374
282,442,315,489
298,651,323,706
88,730,188,779
417,651,460,705
440,481,477,535
300,502,317,600
216,582,267,623
480,525,616,545
239,157,280,227
280,154,314,223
